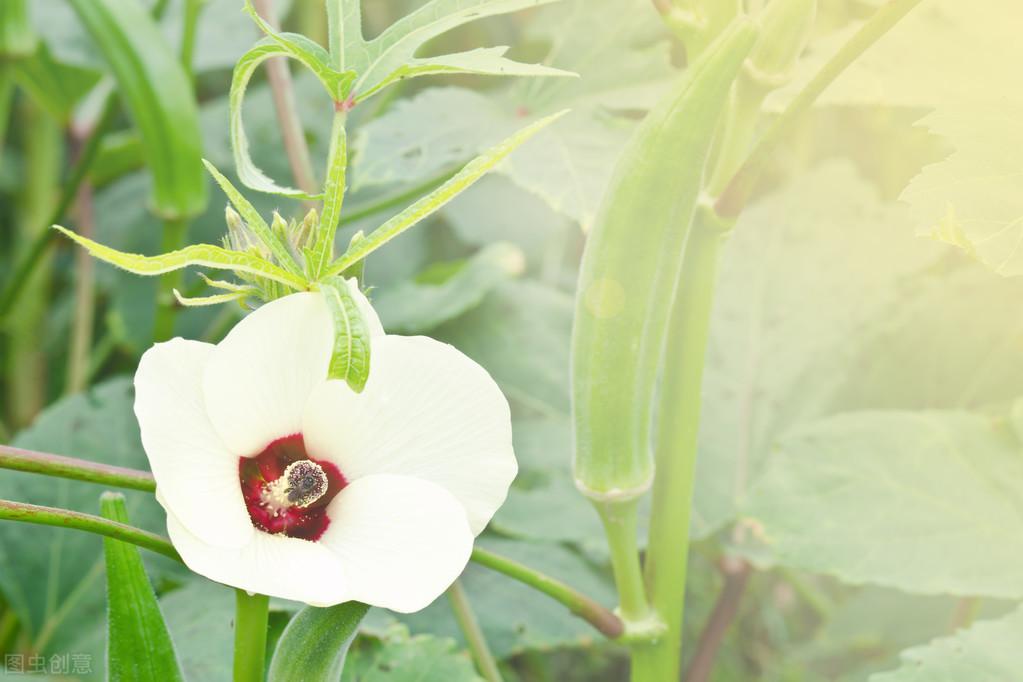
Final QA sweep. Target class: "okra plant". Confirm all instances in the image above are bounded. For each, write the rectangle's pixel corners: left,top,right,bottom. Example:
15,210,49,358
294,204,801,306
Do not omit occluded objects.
1,0,1021,680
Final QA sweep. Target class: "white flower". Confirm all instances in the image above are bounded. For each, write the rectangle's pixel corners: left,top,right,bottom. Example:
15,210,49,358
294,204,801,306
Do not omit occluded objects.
133,284,516,612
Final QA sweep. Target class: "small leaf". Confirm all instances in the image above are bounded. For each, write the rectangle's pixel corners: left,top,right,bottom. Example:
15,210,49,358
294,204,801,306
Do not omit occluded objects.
53,225,308,290
70,0,206,218
322,277,372,392
202,159,302,275
267,601,368,682
230,3,356,200
326,110,567,278
100,492,184,682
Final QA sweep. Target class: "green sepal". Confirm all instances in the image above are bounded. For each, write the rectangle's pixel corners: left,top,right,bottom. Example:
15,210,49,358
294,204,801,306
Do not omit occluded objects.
100,492,184,682
325,110,567,278
53,225,308,290
322,277,372,392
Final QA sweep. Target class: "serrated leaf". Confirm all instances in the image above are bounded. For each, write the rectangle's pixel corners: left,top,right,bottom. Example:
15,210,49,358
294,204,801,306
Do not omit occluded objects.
327,111,565,277
172,288,253,307
53,225,308,290
202,159,302,274
373,242,523,334
229,38,354,200
69,0,206,218
343,624,482,682
267,602,368,682
100,493,184,682
323,278,372,392
347,0,563,101
871,605,1023,682
744,410,1023,599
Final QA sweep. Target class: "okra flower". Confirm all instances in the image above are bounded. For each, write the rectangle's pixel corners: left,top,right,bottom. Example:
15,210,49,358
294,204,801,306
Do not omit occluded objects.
134,283,516,612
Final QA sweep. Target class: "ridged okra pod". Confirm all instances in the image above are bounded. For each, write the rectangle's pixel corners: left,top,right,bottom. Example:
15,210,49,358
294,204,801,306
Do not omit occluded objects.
571,19,759,501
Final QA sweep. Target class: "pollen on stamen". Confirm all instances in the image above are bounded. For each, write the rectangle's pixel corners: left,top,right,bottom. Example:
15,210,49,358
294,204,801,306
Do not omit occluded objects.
262,460,328,512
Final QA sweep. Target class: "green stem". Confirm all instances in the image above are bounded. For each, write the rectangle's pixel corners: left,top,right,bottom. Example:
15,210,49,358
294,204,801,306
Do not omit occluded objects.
470,547,624,639
640,216,723,681
716,0,925,218
0,498,180,562
0,91,118,320
234,590,270,682
0,444,157,492
326,0,344,71
448,580,503,682
65,179,96,395
152,217,190,341
180,0,203,79
595,500,650,626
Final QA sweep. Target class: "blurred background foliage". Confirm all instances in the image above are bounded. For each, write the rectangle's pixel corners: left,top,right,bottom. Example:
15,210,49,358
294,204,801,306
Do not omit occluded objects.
1,0,1021,680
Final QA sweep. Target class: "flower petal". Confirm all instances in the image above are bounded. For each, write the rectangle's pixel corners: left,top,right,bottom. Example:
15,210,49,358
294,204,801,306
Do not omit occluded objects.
319,474,472,613
203,292,334,456
303,335,516,535
166,509,350,606
135,338,252,548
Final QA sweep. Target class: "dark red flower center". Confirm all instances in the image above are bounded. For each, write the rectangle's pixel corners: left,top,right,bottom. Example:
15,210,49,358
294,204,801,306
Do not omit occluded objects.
238,434,346,541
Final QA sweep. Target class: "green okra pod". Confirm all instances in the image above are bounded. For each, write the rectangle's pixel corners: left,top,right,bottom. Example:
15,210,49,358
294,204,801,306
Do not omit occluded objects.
571,19,759,501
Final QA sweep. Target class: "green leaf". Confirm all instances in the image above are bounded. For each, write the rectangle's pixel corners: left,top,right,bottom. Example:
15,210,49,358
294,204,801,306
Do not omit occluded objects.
373,243,524,334
692,163,942,538
267,602,369,682
172,287,253,307
69,0,207,219
53,225,308,290
202,159,302,275
100,493,184,682
870,606,1023,681
160,580,236,681
433,280,572,415
343,624,482,681
228,39,354,200
0,379,185,676
744,410,1023,598
346,0,567,102
327,111,565,277
323,278,372,392
0,0,37,57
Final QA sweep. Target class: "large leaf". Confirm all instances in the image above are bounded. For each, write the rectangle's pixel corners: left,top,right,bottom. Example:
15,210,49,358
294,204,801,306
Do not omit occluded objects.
343,625,482,681
373,243,524,334
870,606,1023,681
692,162,942,537
744,410,1023,598
101,494,183,682
0,379,184,675
433,280,572,415
351,0,673,227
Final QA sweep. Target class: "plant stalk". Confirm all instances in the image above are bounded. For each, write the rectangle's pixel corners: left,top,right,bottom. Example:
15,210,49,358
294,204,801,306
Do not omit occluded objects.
233,590,270,682
640,216,723,681
0,444,158,491
448,580,503,682
683,557,752,682
152,217,190,341
65,177,96,395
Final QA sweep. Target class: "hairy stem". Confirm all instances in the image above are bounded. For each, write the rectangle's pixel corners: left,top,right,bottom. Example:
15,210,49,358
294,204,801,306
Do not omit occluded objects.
0,499,180,562
448,580,503,682
253,0,319,197
0,444,157,492
234,590,270,682
716,0,925,218
683,558,752,682
641,217,723,681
